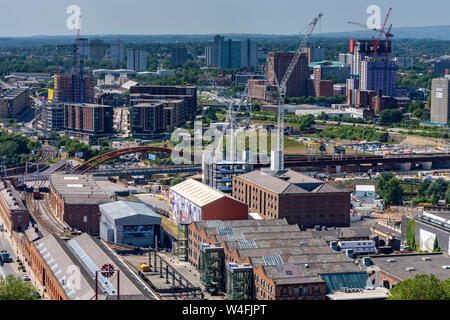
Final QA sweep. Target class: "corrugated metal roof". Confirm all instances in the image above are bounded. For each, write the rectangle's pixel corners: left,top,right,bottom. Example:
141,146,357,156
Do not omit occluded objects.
99,200,162,221
170,179,225,207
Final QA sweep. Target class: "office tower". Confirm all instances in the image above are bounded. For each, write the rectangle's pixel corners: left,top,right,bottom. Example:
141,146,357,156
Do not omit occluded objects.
347,39,397,99
206,35,224,67
359,57,398,97
127,49,147,72
267,52,309,97
430,78,450,124
205,35,257,69
171,47,188,67
110,39,125,64
78,38,89,60
303,47,326,63
240,39,258,68
89,39,105,60
220,39,241,69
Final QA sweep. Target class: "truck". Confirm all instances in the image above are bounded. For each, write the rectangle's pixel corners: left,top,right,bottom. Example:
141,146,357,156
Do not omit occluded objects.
1,251,10,263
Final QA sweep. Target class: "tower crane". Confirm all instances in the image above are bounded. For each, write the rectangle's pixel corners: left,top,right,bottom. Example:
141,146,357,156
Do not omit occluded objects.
268,12,323,171
185,45,252,161
348,8,393,57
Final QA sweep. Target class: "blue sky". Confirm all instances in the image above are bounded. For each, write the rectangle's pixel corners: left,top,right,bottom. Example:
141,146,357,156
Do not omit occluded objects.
0,0,449,37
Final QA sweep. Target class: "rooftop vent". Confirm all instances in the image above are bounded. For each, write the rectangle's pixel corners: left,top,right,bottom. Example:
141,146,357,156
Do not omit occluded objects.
304,264,310,268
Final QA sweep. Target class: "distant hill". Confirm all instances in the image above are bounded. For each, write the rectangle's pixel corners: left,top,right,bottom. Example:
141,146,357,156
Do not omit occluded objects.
0,25,449,46
320,25,450,40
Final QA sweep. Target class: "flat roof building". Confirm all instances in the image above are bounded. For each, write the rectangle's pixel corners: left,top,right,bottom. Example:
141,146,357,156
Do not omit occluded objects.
367,253,450,289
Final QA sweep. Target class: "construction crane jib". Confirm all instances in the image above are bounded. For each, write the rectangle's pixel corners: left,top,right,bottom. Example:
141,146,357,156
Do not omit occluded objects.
269,13,323,171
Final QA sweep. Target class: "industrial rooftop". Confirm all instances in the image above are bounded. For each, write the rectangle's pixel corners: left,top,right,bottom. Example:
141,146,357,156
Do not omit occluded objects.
99,200,162,221
170,179,229,207
49,174,111,205
193,218,368,288
368,253,450,282
236,170,347,194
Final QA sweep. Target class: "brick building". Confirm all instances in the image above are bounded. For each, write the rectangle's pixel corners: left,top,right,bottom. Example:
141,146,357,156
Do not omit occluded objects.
267,52,309,98
130,85,197,116
0,180,29,232
64,103,114,142
232,170,351,228
0,87,30,120
130,99,186,137
247,79,275,102
308,79,334,97
49,175,111,235
54,73,94,103
169,179,248,224
188,219,369,300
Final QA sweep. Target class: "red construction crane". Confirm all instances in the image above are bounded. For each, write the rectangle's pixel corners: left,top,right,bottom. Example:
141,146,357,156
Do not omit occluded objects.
348,7,393,56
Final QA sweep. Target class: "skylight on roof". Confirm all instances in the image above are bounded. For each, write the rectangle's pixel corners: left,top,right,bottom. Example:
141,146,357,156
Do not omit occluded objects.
263,255,284,266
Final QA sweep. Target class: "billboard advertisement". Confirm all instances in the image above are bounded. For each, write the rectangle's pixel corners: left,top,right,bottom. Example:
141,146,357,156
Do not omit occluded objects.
48,89,54,103
169,190,202,223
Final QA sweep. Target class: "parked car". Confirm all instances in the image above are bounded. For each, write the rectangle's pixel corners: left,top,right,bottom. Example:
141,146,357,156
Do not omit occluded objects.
22,275,30,281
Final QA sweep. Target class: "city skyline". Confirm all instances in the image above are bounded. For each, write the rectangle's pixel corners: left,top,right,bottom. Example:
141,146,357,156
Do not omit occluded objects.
0,0,449,37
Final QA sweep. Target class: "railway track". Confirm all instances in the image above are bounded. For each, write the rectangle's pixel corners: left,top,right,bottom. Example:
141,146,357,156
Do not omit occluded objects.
25,193,75,239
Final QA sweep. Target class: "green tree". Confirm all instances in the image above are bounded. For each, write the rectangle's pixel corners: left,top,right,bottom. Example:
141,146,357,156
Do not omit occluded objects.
426,178,448,201
379,109,403,125
433,235,441,252
383,178,404,206
388,274,449,300
430,193,440,205
170,177,186,186
0,275,38,300
445,189,450,205
405,218,419,251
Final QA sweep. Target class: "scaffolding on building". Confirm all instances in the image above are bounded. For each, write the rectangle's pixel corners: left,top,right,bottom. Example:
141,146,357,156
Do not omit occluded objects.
225,262,254,300
177,223,189,262
202,150,253,194
199,243,225,290
203,160,249,193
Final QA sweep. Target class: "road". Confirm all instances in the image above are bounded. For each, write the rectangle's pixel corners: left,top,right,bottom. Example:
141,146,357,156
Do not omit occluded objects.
0,235,18,278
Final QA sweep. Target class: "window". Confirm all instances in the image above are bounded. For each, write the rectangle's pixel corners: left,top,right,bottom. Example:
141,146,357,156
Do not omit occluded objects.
313,286,321,295
302,287,309,295
281,288,288,296
293,288,300,296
